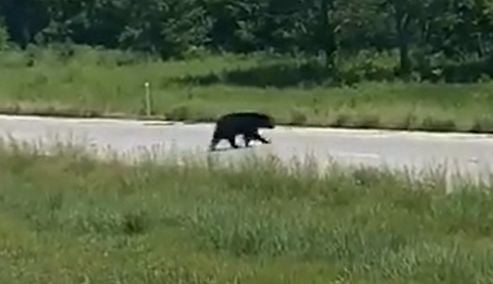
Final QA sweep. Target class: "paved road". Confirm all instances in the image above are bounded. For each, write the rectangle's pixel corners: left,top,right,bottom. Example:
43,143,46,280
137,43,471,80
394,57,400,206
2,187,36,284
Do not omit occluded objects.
0,114,492,183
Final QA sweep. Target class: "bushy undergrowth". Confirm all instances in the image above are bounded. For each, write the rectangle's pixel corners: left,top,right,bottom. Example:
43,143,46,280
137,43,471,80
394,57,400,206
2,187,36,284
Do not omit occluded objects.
0,45,493,133
0,140,492,283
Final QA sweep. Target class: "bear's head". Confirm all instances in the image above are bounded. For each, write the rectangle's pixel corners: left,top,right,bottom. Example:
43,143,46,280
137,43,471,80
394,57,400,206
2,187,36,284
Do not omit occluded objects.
261,115,275,129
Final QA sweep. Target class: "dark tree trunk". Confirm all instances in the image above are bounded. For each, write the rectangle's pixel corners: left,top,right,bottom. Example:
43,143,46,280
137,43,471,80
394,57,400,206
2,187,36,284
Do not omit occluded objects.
396,12,411,75
320,0,336,68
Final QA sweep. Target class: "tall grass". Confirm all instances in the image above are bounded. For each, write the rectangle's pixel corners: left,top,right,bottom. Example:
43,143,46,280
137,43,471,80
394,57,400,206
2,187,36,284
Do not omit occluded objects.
0,139,493,283
0,45,493,133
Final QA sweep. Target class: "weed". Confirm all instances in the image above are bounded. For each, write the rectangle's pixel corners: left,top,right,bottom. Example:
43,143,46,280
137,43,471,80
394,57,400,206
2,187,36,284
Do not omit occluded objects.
0,47,492,133
0,140,492,282
289,108,307,125
420,117,458,132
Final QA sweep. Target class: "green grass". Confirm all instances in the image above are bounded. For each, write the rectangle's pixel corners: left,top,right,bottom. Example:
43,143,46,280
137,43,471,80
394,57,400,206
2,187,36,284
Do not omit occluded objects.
1,45,493,133
0,139,493,283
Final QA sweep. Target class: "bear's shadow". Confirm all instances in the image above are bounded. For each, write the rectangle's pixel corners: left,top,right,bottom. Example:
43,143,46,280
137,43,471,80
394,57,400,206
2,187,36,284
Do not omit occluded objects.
208,144,259,153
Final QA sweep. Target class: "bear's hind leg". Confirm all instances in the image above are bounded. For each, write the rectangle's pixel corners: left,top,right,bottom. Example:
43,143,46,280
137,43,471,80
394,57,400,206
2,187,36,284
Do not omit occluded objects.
209,137,220,151
227,136,240,149
242,134,252,147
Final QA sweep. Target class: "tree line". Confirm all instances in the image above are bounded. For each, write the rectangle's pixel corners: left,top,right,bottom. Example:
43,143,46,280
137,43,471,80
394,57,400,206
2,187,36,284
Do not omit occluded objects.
0,0,492,77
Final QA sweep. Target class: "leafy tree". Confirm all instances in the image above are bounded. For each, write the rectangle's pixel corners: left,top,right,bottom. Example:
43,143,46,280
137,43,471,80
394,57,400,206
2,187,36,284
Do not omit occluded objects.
0,0,50,48
379,0,430,74
434,0,493,59
39,0,128,47
0,0,490,79
118,0,210,59
0,21,9,50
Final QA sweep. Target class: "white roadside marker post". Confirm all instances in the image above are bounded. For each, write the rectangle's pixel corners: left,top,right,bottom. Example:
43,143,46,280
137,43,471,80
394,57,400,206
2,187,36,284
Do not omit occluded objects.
144,81,152,117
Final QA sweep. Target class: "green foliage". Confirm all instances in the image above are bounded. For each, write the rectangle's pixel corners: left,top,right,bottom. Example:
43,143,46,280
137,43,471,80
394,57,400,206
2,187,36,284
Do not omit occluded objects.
0,11,9,49
117,0,211,59
0,0,491,80
0,22,8,50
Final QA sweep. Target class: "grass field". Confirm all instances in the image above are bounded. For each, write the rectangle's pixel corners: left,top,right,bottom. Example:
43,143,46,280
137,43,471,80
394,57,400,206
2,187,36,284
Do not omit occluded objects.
0,45,493,133
0,139,493,283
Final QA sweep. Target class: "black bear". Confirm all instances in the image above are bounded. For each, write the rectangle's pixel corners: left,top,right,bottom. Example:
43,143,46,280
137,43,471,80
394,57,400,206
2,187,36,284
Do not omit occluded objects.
209,112,275,151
